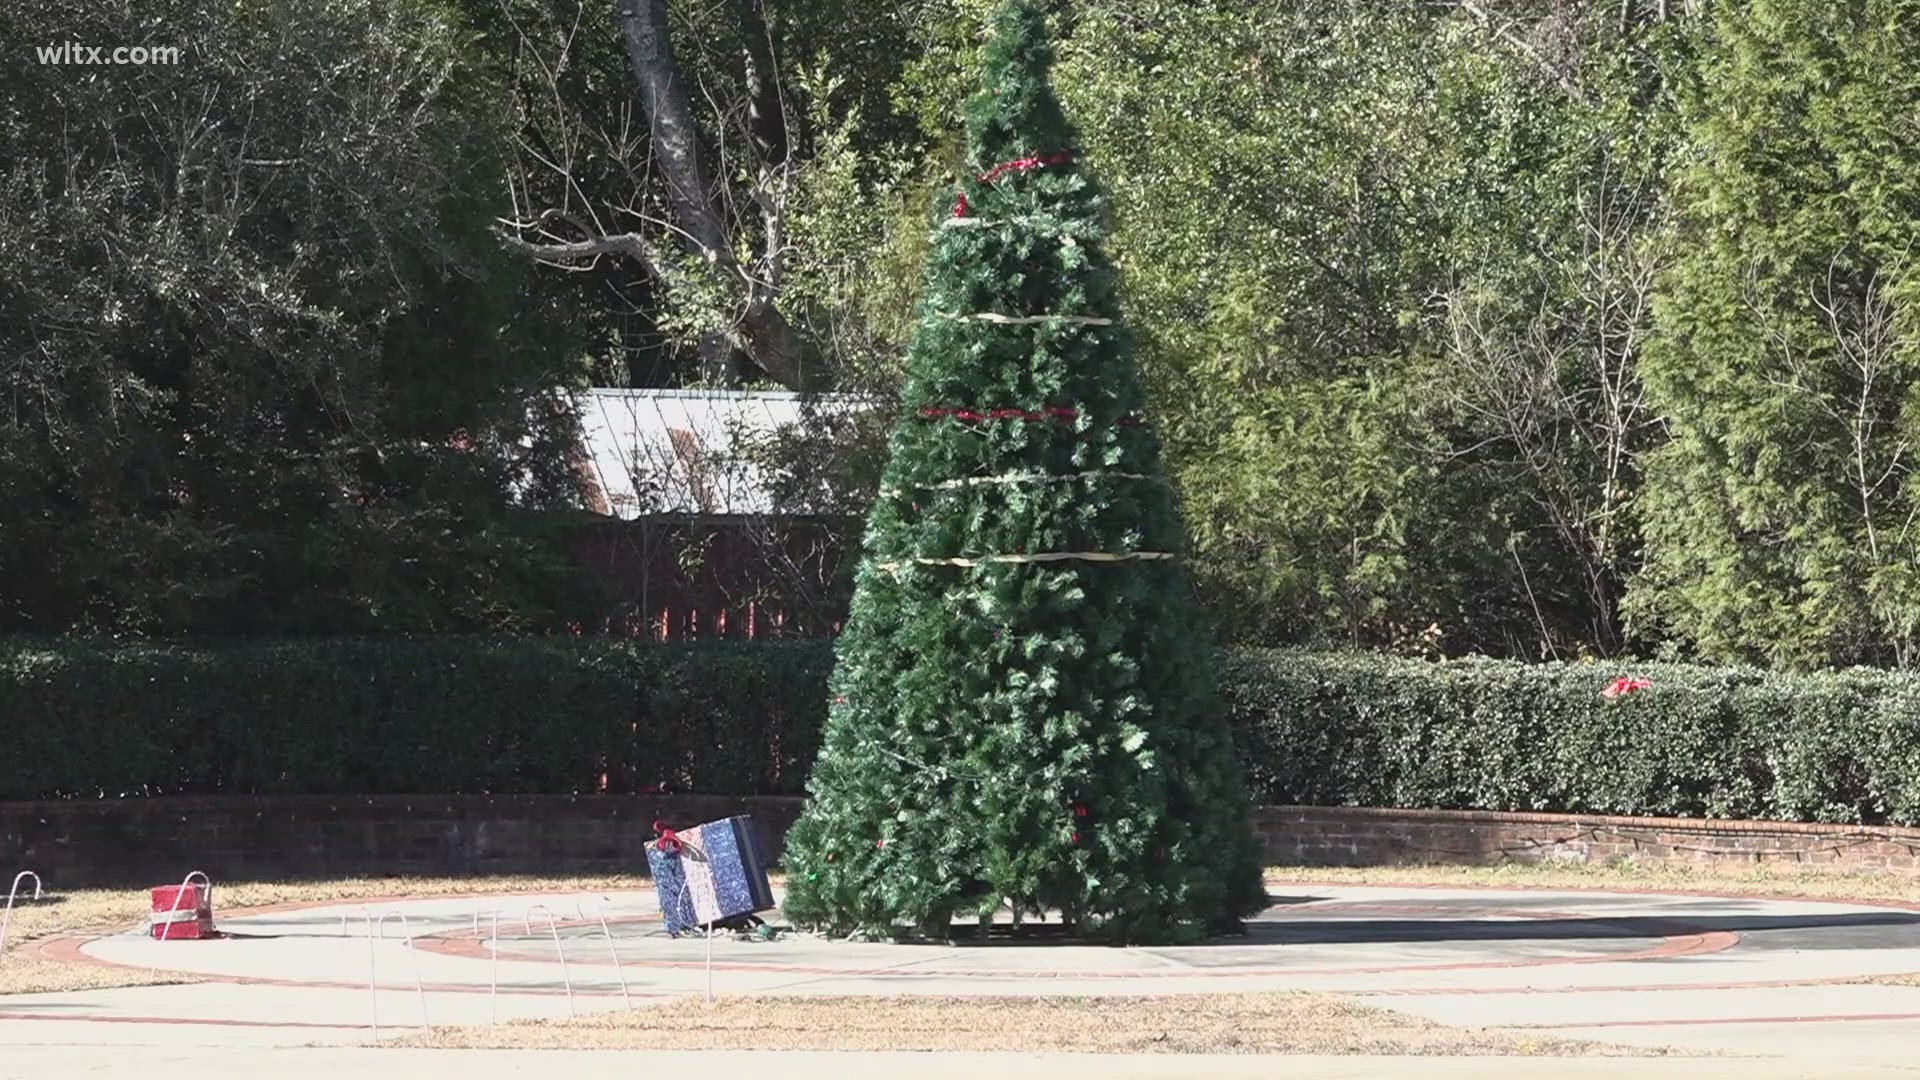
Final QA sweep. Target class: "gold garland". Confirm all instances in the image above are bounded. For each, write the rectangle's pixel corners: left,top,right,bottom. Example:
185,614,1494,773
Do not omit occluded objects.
943,311,1115,327
874,551,1177,572
879,470,1155,497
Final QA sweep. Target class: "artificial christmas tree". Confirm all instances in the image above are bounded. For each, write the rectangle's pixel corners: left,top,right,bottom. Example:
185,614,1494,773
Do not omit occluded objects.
779,0,1267,943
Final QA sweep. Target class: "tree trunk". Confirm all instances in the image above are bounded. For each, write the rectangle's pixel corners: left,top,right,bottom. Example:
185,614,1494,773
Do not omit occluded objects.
616,0,805,389
616,0,733,382
617,0,727,258
734,0,788,167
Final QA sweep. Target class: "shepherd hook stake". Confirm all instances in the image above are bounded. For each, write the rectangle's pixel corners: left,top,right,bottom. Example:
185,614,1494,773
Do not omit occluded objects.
0,871,43,957
148,870,212,974
372,910,430,1029
366,915,380,1040
575,895,631,1007
524,904,576,1017
332,906,377,1036
485,909,501,1024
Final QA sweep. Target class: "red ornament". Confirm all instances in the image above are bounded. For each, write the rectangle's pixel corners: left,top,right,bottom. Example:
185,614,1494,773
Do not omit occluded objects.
876,838,886,849
834,695,847,704
1072,806,1088,818
1071,831,1080,844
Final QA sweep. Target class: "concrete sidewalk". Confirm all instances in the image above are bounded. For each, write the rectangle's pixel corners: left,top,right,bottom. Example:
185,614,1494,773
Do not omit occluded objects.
17,882,1920,1074
7,1048,1919,1080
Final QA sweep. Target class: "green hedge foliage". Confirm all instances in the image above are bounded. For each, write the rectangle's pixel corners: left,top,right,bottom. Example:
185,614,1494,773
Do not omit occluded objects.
1224,651,1920,827
6,641,1919,826
0,638,831,799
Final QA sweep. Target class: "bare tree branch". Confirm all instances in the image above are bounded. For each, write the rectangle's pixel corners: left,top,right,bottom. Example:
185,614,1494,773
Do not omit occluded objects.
1431,168,1665,655
491,0,811,389
1456,0,1593,105
494,221,664,273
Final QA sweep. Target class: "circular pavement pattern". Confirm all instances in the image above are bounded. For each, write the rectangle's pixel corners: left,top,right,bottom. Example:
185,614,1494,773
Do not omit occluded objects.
21,880,1920,1060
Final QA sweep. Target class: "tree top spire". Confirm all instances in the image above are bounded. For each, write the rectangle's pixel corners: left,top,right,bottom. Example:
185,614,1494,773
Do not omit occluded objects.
963,0,1075,171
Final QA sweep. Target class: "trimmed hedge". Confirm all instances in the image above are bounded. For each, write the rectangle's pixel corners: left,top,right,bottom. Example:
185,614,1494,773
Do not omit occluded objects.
0,638,831,799
1224,651,1920,827
5,641,1919,827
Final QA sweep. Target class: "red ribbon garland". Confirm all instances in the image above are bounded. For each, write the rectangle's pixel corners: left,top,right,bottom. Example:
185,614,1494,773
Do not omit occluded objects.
652,818,683,855
953,150,1075,218
917,405,1144,427
980,151,1074,184
933,150,1145,448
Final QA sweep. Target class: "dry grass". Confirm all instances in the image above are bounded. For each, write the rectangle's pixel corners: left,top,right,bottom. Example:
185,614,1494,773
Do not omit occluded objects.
0,951,206,995
0,874,650,996
407,992,1656,1056
1264,862,1920,904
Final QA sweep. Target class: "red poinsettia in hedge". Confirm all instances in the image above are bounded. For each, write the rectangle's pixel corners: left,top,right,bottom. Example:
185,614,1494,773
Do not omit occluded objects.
1601,675,1652,700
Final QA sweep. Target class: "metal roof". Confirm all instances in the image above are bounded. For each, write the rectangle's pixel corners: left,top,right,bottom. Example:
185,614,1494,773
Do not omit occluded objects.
573,388,876,518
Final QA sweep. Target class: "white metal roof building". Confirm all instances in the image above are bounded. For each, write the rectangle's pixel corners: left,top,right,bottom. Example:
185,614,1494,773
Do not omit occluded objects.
572,388,876,518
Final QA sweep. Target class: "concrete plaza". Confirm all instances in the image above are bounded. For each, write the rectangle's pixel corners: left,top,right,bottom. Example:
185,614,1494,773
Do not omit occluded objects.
8,880,1920,1078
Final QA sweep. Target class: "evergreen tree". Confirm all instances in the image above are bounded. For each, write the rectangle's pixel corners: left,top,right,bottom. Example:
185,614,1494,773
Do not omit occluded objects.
778,0,1266,943
1629,0,1920,669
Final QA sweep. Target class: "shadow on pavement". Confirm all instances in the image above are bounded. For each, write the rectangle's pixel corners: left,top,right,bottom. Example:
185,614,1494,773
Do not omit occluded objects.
1239,911,1920,946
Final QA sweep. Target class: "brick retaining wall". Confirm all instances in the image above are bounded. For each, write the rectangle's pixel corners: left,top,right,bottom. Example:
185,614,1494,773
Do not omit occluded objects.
0,795,807,888
1256,805,1920,872
5,796,1918,887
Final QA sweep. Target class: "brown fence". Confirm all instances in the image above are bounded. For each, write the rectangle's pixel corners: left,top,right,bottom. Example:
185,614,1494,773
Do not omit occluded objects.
568,514,853,641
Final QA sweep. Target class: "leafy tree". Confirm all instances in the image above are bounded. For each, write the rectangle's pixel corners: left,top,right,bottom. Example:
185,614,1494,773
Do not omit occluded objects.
485,0,945,390
780,0,1266,941
1036,0,1703,660
1420,1,1688,657
1630,0,1920,669
0,0,592,634
1043,3,1527,653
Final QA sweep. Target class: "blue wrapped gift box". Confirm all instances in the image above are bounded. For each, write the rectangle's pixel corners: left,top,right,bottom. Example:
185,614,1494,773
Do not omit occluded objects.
646,815,775,933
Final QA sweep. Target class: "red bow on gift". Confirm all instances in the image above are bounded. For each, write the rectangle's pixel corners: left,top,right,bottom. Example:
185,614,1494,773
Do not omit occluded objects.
653,818,683,855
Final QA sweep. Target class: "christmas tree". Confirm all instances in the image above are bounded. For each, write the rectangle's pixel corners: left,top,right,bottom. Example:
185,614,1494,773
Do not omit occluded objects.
778,0,1266,943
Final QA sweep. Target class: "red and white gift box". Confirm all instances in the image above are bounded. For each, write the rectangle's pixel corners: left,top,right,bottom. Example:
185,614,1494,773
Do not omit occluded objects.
149,884,214,940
